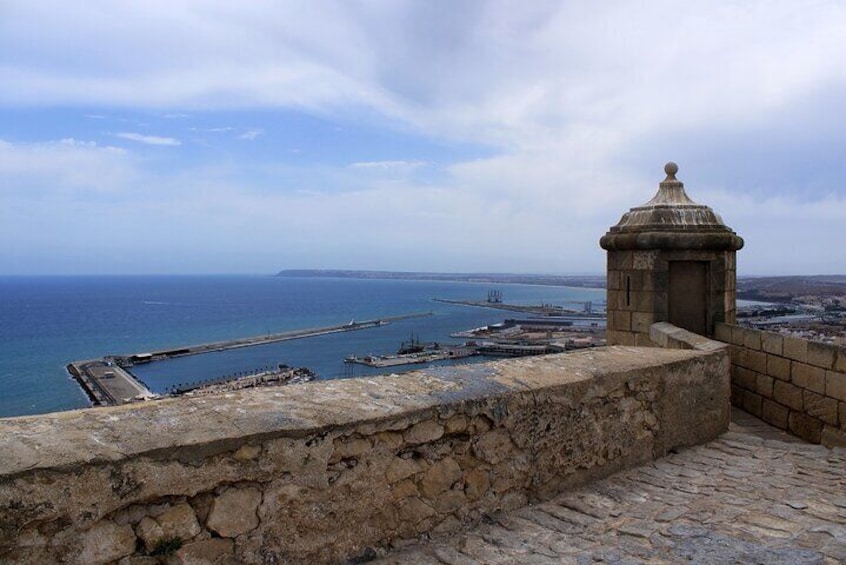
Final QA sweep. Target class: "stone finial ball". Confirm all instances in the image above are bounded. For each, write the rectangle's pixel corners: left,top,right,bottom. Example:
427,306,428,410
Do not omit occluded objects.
664,161,679,177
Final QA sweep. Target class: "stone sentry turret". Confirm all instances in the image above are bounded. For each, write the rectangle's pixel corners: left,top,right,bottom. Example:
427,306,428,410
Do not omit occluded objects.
600,162,744,345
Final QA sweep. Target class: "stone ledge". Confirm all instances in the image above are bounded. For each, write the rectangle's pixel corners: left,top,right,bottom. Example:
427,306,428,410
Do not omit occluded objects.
650,321,728,353
0,347,729,564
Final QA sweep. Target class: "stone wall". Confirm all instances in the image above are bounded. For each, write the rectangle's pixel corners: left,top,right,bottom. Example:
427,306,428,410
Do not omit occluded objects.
605,249,737,346
715,322,846,447
0,346,729,564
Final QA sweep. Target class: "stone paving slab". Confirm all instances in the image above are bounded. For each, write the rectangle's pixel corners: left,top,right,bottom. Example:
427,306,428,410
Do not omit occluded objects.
378,410,846,564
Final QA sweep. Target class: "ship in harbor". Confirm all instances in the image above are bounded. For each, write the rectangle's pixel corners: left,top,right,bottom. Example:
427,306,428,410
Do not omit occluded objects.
345,334,478,368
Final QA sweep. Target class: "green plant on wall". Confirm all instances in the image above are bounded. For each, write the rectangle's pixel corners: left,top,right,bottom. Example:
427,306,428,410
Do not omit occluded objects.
149,536,182,556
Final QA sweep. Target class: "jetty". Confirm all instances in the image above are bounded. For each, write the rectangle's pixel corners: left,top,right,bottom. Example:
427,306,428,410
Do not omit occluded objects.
67,312,432,407
344,345,478,368
433,297,606,318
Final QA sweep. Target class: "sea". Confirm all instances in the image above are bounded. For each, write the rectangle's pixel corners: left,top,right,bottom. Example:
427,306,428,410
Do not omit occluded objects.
0,275,605,419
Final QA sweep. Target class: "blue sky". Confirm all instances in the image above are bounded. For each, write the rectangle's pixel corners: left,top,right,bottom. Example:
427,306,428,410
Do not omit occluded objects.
1,1,845,276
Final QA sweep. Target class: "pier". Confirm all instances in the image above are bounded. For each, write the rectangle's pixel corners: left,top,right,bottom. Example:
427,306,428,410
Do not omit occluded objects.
66,360,155,406
115,312,433,366
344,345,478,368
68,312,432,407
432,297,606,318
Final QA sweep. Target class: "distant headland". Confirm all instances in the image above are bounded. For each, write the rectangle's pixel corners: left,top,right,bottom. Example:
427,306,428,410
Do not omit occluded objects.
276,269,607,288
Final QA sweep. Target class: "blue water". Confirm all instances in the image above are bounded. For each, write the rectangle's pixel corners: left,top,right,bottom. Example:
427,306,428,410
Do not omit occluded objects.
0,275,604,418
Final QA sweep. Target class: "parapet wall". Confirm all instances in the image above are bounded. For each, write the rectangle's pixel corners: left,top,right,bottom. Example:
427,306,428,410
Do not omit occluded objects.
0,346,729,564
715,322,846,447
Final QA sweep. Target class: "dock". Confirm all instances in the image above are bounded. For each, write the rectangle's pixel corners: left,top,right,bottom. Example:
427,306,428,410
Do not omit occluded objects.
344,345,477,368
67,360,155,406
114,312,433,366
68,312,432,407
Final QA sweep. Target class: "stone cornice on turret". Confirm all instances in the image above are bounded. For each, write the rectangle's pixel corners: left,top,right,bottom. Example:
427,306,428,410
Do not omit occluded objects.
600,162,744,251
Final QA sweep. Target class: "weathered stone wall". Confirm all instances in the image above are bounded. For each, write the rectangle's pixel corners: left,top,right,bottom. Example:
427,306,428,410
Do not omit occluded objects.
0,346,729,564
715,322,846,447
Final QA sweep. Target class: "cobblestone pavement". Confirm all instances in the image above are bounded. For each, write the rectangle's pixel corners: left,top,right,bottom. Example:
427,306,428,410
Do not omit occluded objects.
378,410,846,564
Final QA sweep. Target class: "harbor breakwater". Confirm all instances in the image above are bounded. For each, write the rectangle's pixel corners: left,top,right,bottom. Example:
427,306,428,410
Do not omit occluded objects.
68,313,432,407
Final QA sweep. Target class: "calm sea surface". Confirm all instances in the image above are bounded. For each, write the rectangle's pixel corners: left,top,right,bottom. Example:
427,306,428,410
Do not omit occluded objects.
0,275,604,418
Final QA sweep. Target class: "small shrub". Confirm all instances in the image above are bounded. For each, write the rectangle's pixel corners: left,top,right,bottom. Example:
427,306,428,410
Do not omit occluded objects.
149,535,183,556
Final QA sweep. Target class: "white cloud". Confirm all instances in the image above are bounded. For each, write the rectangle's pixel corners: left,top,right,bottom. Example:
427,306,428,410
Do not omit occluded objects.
115,132,181,146
1,1,846,274
237,129,263,140
349,160,425,173
0,138,132,194
190,126,233,133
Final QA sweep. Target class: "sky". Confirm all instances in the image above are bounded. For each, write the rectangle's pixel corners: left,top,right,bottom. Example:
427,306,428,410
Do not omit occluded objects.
1,1,845,276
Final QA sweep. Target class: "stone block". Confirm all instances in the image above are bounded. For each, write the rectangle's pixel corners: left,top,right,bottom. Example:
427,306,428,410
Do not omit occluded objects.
745,350,767,374
788,412,823,444
773,381,803,411
606,290,622,310
652,291,668,315
803,390,839,426
206,486,261,538
391,479,418,500
837,349,846,373
725,307,737,324
635,291,654,313
742,390,763,418
761,399,789,429
766,355,791,382
783,336,808,363
644,271,669,292
711,271,726,293
397,497,436,525
732,366,757,391
612,331,636,346
791,362,826,394
607,270,621,291
635,332,659,347
821,426,846,448
632,312,656,334
731,345,747,368
726,252,736,270
724,308,737,325
633,250,659,270
807,342,836,370
173,538,234,564
613,311,632,332
730,384,744,407
155,503,202,542
649,323,669,347
614,251,634,270
419,457,462,499
743,329,762,351
827,371,846,402
404,420,444,445
761,332,784,356
841,402,846,429
473,430,516,465
443,415,468,435
714,322,732,343
332,437,373,461
730,326,747,346
386,456,427,484
135,516,164,551
433,490,466,514
233,443,261,461
79,521,136,564
756,374,774,399
463,468,490,501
